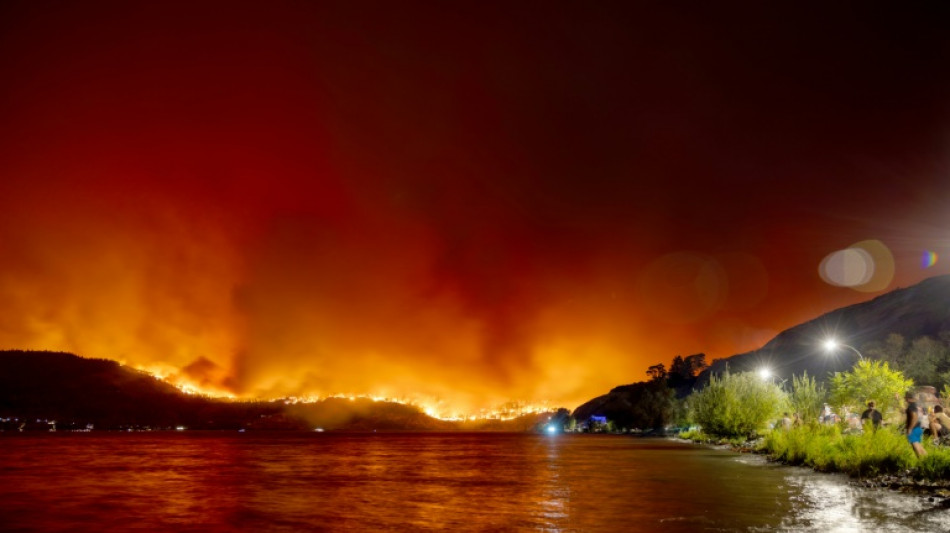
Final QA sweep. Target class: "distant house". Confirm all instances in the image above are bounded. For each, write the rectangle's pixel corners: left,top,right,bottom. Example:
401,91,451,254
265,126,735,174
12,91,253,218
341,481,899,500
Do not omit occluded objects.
583,415,608,432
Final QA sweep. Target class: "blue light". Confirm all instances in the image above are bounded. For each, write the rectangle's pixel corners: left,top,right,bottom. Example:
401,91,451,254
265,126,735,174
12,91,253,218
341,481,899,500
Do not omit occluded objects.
546,425,558,434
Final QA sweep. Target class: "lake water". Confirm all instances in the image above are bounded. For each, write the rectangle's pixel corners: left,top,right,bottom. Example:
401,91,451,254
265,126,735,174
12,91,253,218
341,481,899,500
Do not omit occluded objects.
1,432,948,532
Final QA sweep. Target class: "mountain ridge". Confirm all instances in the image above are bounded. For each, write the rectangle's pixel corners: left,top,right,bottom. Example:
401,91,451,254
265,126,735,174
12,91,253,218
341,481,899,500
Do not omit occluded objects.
0,350,551,431
699,274,950,384
571,274,950,428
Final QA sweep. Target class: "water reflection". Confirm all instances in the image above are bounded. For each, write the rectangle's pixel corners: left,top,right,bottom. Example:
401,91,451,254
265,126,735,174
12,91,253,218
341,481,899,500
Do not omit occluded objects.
0,433,947,532
780,467,950,531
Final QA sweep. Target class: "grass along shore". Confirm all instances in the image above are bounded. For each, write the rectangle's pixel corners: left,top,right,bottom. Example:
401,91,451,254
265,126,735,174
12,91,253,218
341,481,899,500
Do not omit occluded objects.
682,424,950,485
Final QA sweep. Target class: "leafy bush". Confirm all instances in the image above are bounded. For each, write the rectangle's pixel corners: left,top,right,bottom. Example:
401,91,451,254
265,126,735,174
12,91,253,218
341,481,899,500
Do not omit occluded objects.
828,359,912,420
679,428,749,446
678,428,710,442
761,425,916,477
689,371,787,438
789,372,825,425
916,446,950,479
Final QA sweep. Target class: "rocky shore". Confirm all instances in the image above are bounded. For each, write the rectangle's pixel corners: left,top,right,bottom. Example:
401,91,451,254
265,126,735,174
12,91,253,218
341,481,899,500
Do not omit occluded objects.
856,471,950,497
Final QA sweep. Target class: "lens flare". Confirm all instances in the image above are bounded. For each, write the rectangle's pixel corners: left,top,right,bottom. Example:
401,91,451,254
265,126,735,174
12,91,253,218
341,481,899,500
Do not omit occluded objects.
818,248,874,287
922,250,939,268
818,240,894,292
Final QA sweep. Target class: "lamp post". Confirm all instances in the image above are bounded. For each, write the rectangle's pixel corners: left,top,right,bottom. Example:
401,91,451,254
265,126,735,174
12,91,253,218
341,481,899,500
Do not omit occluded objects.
757,367,788,389
823,338,864,360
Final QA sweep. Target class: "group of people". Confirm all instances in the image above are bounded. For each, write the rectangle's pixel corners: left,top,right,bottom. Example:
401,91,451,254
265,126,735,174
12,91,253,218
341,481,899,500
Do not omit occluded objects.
896,391,950,457
860,392,950,458
777,393,950,459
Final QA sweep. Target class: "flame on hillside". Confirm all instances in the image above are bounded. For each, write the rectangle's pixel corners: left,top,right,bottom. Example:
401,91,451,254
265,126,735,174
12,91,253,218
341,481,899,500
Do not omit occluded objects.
135,363,237,399
135,363,554,421
278,395,554,421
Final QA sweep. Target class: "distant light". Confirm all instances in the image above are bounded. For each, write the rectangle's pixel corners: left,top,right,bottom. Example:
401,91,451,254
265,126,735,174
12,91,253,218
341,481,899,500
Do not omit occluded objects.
314,428,324,432
758,368,772,381
175,426,186,431
824,339,838,352
546,425,558,434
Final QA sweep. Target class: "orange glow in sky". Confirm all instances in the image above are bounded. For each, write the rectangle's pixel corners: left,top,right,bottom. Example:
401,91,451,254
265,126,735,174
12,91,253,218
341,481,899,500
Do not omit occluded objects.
1,3,949,414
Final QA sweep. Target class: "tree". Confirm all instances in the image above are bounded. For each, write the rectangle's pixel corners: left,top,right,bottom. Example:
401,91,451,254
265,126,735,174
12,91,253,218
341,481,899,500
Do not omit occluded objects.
684,353,707,375
668,353,707,389
598,380,675,430
634,380,675,429
669,356,687,380
863,332,950,388
828,359,912,420
688,371,788,438
548,407,572,430
901,336,946,386
862,333,905,365
646,363,667,381
789,371,826,424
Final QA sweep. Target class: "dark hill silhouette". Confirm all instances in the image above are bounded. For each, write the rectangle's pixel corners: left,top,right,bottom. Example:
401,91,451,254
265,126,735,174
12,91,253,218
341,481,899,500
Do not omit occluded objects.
0,350,255,429
572,380,673,430
571,274,950,428
0,350,440,430
0,350,556,431
698,274,950,385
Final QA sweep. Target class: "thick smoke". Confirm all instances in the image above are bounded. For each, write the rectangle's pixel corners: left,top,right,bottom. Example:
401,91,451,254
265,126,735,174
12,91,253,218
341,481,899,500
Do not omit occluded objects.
2,1,947,413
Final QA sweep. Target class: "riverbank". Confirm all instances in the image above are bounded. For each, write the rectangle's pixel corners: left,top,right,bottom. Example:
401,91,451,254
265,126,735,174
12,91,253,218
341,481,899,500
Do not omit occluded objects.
679,425,950,496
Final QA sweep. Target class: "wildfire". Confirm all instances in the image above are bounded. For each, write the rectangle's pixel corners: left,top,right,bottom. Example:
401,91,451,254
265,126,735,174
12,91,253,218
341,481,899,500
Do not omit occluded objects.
133,363,237,399
276,393,554,421
132,364,553,420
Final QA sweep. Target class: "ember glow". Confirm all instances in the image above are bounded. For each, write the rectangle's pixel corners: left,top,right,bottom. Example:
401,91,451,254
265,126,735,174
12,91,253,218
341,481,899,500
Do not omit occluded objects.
278,395,553,422
2,3,949,416
139,363,552,421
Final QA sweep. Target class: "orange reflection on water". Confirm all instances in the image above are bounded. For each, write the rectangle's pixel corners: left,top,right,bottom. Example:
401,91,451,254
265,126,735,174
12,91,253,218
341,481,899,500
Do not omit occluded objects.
3,433,949,531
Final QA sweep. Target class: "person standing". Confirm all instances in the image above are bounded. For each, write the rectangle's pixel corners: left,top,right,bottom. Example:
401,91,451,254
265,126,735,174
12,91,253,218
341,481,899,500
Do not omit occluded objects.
900,391,927,458
860,401,882,429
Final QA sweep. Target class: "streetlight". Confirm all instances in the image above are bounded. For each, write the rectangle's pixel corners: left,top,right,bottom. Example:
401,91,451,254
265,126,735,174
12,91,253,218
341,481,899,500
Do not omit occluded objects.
823,338,864,360
758,367,787,389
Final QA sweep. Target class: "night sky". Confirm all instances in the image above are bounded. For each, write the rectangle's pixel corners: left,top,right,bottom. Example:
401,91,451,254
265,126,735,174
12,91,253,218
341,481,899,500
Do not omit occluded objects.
2,2,949,413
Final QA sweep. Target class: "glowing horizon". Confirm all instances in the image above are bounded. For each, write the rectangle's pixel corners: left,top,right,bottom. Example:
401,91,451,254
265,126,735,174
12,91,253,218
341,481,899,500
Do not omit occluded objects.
2,2,948,420
137,362,556,420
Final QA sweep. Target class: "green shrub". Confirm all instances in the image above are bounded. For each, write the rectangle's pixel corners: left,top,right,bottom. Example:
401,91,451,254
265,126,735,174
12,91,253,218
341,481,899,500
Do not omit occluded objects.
679,428,748,446
761,425,916,477
690,371,788,439
678,428,710,442
828,360,912,421
789,372,825,424
916,444,950,479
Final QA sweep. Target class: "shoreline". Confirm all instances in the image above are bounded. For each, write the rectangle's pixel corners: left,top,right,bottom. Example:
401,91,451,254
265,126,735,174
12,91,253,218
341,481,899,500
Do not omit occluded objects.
675,436,950,499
